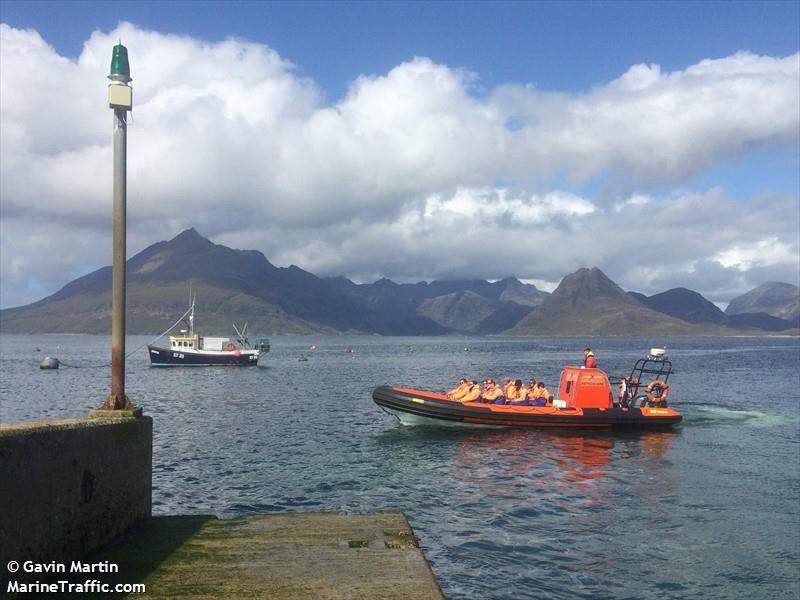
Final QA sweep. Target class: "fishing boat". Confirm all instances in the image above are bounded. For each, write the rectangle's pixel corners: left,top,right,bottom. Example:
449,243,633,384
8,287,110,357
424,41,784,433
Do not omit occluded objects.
147,299,270,367
372,349,681,429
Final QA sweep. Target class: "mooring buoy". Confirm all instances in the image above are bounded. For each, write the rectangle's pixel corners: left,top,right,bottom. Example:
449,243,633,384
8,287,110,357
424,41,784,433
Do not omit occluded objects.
39,357,60,370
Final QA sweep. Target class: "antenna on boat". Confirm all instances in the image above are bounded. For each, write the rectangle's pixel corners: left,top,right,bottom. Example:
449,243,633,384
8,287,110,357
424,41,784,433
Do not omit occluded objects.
233,322,249,346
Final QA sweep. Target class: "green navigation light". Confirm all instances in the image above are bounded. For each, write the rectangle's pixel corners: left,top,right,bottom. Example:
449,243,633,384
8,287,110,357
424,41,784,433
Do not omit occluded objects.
108,43,132,83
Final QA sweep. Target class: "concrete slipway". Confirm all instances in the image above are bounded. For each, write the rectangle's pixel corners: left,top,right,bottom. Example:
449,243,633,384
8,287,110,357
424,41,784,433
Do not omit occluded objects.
76,511,444,599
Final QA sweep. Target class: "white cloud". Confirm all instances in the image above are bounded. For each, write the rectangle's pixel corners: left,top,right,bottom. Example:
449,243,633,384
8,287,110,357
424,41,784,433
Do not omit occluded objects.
494,52,799,189
423,188,595,227
714,237,797,271
1,22,798,308
613,194,652,212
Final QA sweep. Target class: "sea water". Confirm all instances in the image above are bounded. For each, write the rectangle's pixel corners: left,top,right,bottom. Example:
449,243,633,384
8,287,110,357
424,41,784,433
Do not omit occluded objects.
1,335,798,599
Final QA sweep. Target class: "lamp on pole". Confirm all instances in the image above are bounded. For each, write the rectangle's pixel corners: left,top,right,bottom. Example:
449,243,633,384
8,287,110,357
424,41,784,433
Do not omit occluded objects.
102,43,135,411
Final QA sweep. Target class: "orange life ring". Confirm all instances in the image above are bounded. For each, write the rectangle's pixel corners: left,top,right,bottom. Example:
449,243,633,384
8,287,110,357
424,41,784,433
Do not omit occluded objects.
646,380,669,404
224,342,237,352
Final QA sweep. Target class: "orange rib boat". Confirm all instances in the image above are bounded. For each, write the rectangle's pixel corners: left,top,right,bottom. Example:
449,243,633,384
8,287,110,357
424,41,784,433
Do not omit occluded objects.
373,350,682,429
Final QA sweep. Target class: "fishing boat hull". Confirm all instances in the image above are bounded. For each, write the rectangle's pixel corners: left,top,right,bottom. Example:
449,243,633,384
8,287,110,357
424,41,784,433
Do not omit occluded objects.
147,344,263,367
372,386,682,429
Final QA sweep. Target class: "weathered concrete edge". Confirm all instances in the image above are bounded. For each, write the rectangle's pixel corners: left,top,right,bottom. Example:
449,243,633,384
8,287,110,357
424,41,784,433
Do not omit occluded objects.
0,415,152,575
0,416,140,435
78,510,445,599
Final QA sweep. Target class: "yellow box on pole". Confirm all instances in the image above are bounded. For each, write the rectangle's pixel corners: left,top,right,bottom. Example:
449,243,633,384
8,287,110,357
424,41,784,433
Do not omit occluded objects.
108,84,132,110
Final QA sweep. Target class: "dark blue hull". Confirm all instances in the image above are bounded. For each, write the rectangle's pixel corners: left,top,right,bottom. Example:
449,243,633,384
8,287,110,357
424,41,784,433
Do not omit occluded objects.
147,345,261,367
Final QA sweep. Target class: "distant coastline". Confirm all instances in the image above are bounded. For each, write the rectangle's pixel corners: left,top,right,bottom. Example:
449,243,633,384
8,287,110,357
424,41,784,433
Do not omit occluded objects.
1,230,798,337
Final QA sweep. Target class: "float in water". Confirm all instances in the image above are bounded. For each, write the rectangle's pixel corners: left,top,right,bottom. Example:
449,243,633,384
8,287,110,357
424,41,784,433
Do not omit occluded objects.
373,349,682,429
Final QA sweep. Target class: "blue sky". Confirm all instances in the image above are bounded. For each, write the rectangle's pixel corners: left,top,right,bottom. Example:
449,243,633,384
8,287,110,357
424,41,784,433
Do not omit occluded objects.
3,2,798,93
0,1,798,308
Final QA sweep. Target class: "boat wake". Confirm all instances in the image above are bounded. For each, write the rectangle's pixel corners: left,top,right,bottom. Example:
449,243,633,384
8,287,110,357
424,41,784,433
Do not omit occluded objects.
684,405,790,427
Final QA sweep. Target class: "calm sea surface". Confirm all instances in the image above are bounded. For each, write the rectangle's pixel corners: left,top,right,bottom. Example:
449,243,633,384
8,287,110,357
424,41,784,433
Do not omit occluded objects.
1,334,798,599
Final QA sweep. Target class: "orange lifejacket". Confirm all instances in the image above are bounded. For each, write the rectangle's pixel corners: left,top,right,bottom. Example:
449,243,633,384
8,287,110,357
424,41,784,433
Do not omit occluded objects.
448,383,469,399
462,385,482,403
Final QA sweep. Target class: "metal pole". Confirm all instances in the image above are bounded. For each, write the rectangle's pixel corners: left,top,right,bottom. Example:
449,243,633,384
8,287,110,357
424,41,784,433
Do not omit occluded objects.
104,107,132,410
96,42,135,415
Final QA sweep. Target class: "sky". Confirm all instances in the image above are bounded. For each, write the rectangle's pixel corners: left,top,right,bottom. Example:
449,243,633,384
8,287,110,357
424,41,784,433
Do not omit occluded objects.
1,0,798,310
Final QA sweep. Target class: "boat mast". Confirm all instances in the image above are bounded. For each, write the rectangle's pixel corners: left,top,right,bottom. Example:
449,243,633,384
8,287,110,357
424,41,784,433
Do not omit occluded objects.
188,293,196,339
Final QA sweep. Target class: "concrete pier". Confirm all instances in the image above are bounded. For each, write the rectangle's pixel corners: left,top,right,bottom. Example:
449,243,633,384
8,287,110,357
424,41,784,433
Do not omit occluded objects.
75,511,444,598
0,416,152,567
1,416,442,597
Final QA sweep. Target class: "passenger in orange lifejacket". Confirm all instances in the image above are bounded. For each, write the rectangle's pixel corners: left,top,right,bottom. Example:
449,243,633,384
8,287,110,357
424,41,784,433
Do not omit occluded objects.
535,381,551,405
524,380,539,403
447,378,469,400
460,381,483,403
502,379,514,400
504,380,527,404
584,347,597,368
510,380,547,406
506,379,524,402
480,380,506,404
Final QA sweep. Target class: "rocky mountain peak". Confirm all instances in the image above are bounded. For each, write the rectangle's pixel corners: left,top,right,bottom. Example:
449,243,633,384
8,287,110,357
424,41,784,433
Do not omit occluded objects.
168,228,216,252
551,267,631,303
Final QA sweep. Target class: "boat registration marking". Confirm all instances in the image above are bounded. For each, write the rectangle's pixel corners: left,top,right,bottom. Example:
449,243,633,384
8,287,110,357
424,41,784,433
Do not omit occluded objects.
647,409,669,415
411,397,426,404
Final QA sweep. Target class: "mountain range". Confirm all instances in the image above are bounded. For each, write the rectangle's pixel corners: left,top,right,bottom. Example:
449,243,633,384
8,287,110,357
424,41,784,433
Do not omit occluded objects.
1,229,797,336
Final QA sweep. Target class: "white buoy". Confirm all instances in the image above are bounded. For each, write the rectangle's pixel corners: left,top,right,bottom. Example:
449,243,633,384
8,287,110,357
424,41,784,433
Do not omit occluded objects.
40,357,60,370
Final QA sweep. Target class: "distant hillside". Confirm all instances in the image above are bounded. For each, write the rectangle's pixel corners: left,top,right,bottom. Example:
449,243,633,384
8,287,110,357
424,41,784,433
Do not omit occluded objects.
1,229,797,336
418,291,498,332
416,291,534,334
0,229,390,335
634,288,727,325
326,276,544,334
0,230,536,335
725,282,800,324
496,277,549,307
631,287,796,332
510,268,700,335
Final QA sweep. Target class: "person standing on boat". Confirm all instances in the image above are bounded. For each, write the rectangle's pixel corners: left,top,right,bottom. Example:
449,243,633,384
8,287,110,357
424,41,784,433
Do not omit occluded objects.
584,347,597,368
